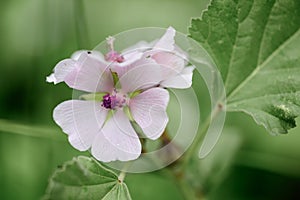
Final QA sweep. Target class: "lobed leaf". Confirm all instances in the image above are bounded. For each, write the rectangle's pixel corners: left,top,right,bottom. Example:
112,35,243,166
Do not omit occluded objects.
43,156,132,200
190,0,300,134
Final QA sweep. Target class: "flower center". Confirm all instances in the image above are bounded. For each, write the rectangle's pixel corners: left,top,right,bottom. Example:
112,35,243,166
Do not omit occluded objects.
101,90,128,110
105,36,125,63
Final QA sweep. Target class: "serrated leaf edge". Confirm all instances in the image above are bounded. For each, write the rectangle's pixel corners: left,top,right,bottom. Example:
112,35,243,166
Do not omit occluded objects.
43,156,130,200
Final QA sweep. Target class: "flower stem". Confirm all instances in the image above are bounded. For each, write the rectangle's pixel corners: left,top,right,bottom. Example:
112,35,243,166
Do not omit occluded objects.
118,162,131,183
181,104,223,169
118,171,126,183
73,0,90,48
166,105,223,200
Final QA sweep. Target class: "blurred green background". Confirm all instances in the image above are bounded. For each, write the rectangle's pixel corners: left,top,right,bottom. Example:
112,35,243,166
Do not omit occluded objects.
0,0,299,199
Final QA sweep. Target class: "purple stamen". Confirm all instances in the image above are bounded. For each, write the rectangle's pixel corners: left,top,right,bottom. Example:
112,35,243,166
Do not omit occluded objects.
101,91,127,110
102,94,112,109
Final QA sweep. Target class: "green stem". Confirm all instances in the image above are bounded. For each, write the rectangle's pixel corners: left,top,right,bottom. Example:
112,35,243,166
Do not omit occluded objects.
118,171,126,183
181,104,222,169
167,105,222,199
135,104,221,199
0,119,65,141
118,162,131,183
73,0,90,48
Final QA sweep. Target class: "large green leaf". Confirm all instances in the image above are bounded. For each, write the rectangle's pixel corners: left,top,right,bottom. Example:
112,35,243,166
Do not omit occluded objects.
190,0,300,134
43,156,132,200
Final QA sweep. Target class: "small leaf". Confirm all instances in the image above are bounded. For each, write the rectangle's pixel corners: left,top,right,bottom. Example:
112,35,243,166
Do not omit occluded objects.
190,0,300,134
43,156,132,200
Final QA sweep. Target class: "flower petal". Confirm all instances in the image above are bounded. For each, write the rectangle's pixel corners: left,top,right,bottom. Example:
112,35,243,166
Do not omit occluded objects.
46,59,77,84
130,88,169,140
116,40,154,68
71,50,87,60
91,110,141,162
160,66,195,89
53,100,108,151
121,40,153,54
112,53,154,76
46,50,108,87
154,26,176,51
119,51,144,67
119,62,163,93
64,52,114,93
152,51,185,79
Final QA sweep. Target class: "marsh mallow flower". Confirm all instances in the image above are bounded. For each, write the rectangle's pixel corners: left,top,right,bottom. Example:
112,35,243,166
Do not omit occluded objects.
47,27,194,162
50,51,169,162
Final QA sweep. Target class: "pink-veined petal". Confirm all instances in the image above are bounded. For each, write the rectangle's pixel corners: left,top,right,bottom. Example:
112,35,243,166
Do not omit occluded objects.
154,26,176,51
46,50,105,85
129,88,169,140
118,51,144,67
152,52,184,72
105,49,145,80
91,110,141,162
53,100,108,151
46,59,77,84
111,54,155,78
64,52,114,93
116,40,154,68
121,40,153,54
119,62,163,93
152,51,185,79
160,66,195,89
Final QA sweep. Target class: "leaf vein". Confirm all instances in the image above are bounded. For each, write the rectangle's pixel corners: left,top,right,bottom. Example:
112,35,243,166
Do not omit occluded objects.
256,0,276,65
227,28,300,100
228,91,300,106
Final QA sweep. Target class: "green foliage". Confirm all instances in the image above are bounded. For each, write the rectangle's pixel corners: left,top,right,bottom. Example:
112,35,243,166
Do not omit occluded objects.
43,156,132,200
190,0,300,134
1,0,300,199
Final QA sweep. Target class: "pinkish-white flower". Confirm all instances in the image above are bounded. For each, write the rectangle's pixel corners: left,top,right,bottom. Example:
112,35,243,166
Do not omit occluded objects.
47,27,194,162
49,50,169,162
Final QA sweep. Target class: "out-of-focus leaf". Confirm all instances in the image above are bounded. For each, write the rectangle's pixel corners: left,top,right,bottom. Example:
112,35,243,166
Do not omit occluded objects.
186,129,242,195
198,130,242,190
43,156,132,200
190,0,300,135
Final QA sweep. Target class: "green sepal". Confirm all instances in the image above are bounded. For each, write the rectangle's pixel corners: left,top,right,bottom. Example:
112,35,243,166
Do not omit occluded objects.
79,92,106,101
